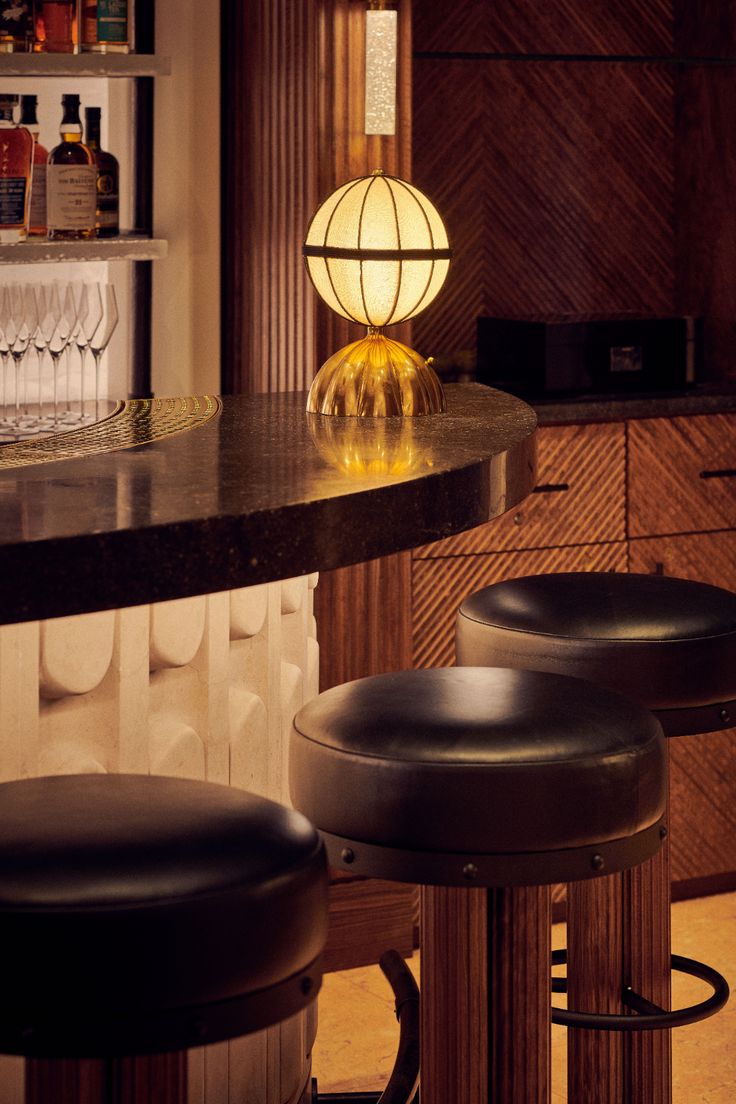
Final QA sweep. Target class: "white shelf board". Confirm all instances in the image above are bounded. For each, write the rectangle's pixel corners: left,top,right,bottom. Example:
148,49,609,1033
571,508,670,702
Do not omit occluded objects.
0,54,170,77
0,234,168,264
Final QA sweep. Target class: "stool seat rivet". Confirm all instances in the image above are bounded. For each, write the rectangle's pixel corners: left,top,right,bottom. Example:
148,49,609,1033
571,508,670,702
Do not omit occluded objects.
462,862,478,880
720,708,730,724
591,853,605,871
660,825,668,840
341,847,356,864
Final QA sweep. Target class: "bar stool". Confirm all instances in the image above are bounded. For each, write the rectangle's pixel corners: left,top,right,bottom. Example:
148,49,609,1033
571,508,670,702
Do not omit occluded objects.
456,571,736,1104
0,773,328,1104
291,665,673,1103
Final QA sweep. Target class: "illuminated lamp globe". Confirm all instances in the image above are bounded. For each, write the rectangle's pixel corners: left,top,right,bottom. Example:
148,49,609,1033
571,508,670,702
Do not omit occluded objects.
303,170,452,417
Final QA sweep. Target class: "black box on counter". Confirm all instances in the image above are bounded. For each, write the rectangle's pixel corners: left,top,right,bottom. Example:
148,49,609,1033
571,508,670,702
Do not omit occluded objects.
476,314,701,399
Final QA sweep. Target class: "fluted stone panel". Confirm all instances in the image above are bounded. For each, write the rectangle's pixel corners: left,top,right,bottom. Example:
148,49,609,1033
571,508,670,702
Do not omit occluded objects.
0,574,319,1104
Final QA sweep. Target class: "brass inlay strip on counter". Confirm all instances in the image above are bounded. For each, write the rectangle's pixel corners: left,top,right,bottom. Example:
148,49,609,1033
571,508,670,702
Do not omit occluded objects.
0,396,222,471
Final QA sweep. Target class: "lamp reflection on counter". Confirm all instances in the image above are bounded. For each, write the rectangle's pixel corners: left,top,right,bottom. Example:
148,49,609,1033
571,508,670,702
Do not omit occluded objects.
303,170,452,418
308,411,436,479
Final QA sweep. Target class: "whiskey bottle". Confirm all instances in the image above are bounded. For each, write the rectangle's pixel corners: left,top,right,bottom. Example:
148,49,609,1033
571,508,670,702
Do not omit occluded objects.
0,94,33,243
84,107,119,237
0,0,32,51
34,0,78,53
19,95,48,237
47,94,96,240
82,0,129,53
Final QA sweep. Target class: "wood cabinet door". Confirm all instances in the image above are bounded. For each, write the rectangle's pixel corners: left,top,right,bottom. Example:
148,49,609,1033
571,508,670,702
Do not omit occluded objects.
414,422,626,558
413,540,627,669
628,413,736,538
629,531,736,888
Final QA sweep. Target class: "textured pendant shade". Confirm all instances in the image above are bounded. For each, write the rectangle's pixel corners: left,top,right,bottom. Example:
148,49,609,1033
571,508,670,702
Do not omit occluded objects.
304,171,452,417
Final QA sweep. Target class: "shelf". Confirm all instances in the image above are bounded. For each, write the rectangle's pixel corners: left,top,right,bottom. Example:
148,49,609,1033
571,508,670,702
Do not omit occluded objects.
0,54,170,77
0,233,168,264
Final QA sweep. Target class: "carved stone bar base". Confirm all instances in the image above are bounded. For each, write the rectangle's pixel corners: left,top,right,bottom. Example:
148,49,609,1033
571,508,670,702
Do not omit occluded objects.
0,577,318,1104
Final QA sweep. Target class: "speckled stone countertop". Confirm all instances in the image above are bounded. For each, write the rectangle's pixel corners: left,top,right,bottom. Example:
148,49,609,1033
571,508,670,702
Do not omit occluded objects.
533,381,736,425
0,385,536,625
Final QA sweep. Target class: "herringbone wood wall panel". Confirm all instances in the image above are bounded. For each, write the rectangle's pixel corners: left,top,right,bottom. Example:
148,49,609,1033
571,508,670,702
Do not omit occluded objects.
413,0,673,54
414,422,625,557
412,540,627,669
412,59,674,359
628,414,736,537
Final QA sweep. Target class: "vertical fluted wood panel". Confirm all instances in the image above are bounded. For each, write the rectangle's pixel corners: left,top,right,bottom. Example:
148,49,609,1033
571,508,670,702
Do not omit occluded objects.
222,0,318,394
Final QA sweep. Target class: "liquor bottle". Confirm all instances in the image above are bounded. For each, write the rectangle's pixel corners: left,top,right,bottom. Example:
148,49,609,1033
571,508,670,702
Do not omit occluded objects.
84,107,119,237
19,95,48,237
47,94,96,240
81,0,129,53
34,0,78,52
0,94,33,243
0,0,32,51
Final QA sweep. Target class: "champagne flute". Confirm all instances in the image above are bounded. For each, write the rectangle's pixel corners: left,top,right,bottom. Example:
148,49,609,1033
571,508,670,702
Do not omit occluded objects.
6,284,39,435
36,284,76,431
0,287,11,432
74,282,103,423
88,284,118,419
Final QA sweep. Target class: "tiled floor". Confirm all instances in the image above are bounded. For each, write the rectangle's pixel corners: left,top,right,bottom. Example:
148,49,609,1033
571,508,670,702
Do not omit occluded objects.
312,891,736,1102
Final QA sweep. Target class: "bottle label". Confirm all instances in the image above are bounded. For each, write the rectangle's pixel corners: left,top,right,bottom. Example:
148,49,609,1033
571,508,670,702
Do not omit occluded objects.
29,161,46,228
0,177,26,227
47,164,96,229
0,1,31,38
96,170,118,228
97,0,127,44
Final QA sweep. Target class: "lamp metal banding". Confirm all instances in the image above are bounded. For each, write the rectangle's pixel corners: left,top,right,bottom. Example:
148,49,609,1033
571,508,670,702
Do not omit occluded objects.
302,245,453,261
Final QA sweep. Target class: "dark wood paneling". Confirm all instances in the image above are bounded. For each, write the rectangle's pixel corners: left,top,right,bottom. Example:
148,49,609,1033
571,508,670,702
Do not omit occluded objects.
414,0,673,56
415,423,625,557
413,59,675,359
675,65,736,381
325,877,416,973
413,541,628,669
673,1,736,57
628,415,736,538
315,552,413,691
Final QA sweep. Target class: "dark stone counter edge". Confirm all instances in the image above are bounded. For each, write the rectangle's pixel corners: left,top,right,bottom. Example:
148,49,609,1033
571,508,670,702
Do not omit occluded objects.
0,434,537,626
533,382,736,425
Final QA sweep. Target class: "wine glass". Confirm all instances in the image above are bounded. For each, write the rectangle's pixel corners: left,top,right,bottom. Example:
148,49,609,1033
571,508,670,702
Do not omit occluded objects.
6,284,39,435
88,284,118,419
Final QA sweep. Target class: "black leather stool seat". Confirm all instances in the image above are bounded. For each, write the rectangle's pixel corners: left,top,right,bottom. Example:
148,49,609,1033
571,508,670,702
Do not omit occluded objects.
457,572,736,736
291,667,666,887
0,774,328,1058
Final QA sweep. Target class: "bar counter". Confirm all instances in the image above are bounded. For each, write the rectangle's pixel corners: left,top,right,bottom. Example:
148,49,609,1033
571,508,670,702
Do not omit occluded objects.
0,383,536,1104
0,384,536,625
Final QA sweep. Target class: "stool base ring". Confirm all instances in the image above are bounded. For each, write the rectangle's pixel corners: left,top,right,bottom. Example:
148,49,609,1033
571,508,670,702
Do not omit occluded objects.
551,949,729,1031
321,819,665,888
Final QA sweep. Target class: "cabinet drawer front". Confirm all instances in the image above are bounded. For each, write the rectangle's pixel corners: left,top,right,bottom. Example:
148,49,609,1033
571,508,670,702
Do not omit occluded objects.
414,422,626,558
629,413,736,537
628,531,736,592
413,541,627,669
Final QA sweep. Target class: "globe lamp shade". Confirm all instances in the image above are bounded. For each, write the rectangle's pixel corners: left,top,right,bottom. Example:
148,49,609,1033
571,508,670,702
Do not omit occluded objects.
303,171,452,417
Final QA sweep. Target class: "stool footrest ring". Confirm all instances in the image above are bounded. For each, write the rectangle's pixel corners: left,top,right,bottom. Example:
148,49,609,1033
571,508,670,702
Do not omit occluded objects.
550,948,729,1031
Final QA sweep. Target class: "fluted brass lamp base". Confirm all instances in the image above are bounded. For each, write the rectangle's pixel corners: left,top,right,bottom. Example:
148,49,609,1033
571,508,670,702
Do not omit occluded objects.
306,331,446,417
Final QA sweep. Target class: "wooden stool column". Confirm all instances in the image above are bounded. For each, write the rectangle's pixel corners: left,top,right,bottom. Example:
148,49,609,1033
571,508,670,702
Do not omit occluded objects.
26,1056,187,1104
421,885,551,1104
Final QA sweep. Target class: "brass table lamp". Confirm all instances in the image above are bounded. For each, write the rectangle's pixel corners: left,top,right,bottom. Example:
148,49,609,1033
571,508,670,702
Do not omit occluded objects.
303,170,452,417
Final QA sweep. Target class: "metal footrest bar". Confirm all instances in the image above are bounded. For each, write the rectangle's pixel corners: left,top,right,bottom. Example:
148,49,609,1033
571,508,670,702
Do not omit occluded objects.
550,948,729,1031
315,949,419,1104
